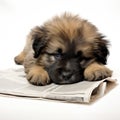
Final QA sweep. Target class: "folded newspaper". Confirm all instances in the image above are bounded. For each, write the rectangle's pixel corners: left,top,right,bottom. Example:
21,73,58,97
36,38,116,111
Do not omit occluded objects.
0,68,116,103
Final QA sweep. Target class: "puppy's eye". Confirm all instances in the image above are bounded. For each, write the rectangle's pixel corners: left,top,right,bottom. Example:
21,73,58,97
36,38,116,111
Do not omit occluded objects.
54,48,63,60
76,51,82,58
83,57,92,61
54,53,62,60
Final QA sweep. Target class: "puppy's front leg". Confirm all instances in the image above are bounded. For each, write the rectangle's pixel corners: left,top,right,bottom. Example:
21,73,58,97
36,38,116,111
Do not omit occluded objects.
23,53,50,86
26,65,50,86
84,62,112,81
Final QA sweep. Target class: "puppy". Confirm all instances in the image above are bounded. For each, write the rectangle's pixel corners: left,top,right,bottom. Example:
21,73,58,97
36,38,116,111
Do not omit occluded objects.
14,13,112,85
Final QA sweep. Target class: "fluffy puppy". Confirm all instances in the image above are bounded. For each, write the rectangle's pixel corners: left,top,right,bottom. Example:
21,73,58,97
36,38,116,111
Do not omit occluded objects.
14,13,112,85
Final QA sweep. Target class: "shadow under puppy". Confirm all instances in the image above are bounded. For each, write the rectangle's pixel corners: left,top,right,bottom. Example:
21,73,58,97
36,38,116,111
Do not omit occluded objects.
14,13,112,86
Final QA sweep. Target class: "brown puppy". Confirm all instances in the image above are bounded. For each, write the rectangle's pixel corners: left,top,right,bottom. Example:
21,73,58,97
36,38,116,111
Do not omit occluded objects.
14,13,112,85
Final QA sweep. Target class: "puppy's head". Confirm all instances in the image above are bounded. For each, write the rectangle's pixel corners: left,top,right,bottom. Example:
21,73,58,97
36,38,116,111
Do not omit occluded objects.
32,13,109,84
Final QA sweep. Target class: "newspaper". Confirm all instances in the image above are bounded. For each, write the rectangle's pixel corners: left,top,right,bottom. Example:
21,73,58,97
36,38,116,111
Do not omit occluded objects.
0,68,116,103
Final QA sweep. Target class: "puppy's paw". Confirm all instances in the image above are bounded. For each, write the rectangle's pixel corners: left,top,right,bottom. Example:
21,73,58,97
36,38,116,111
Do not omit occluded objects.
84,63,112,81
27,66,50,86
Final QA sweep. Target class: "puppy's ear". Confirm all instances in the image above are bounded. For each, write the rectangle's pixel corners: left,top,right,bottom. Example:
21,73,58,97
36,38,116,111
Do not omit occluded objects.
93,35,109,64
32,26,48,58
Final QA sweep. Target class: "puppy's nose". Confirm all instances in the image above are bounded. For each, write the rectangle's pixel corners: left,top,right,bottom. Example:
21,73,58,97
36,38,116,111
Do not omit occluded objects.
61,71,73,80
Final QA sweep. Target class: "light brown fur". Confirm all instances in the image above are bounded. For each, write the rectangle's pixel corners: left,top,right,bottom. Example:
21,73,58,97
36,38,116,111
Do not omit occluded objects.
84,62,112,80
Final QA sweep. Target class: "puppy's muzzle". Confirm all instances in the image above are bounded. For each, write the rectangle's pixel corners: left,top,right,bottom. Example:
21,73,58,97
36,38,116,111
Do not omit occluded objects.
57,68,74,80
48,59,84,85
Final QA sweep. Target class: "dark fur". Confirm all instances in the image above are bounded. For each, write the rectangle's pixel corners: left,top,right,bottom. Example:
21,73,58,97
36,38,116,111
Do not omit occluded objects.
14,13,112,85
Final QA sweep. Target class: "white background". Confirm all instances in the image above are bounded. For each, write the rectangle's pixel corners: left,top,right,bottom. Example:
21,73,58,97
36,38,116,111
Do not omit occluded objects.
0,0,120,120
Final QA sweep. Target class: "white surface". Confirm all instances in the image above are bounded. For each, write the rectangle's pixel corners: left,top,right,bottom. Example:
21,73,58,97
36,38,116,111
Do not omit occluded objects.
0,0,120,120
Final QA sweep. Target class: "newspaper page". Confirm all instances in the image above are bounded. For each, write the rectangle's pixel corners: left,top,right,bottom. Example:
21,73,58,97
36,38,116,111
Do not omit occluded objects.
0,68,116,103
